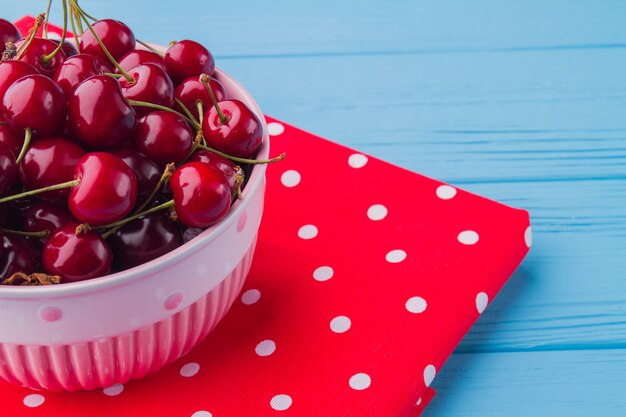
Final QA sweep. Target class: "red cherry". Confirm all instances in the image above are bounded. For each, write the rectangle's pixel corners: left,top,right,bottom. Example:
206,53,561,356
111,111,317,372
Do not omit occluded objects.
79,19,136,62
0,122,23,158
131,111,192,165
202,99,263,158
119,63,174,117
0,19,21,45
112,148,161,202
174,76,226,120
53,54,108,96
0,60,39,100
0,234,40,279
14,37,67,77
0,141,17,195
170,162,231,228
51,39,78,58
42,222,112,282
18,137,85,203
2,74,67,136
164,40,215,84
68,75,137,148
189,149,242,195
117,50,166,74
25,201,75,235
69,152,138,225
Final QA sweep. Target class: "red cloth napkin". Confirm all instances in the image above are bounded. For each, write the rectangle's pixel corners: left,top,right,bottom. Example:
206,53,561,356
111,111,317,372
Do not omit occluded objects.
2,18,531,417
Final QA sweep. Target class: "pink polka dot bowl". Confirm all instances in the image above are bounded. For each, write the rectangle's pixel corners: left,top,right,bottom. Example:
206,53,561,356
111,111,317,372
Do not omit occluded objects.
0,68,268,391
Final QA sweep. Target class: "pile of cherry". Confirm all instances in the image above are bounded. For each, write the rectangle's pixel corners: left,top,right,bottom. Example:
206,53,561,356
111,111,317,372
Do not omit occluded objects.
0,3,280,285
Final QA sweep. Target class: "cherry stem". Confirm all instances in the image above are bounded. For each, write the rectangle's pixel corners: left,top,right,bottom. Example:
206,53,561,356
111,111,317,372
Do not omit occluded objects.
174,98,200,126
196,101,207,146
98,200,175,238
127,100,200,129
69,6,81,52
15,128,32,165
43,0,52,39
136,39,165,57
71,4,84,36
15,13,46,61
180,130,203,165
196,144,286,165
104,72,123,78
71,0,97,21
200,74,228,124
0,178,79,204
135,163,175,214
42,0,69,63
1,228,49,238
0,122,7,126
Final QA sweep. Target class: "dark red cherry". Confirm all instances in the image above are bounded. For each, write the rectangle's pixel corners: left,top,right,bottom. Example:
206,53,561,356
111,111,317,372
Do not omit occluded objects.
120,63,174,117
0,123,23,161
202,99,263,158
189,150,242,195
0,60,39,100
174,76,225,120
108,213,183,270
112,148,161,202
0,234,40,279
0,141,17,195
170,162,231,228
19,137,85,203
0,19,21,46
42,222,112,282
53,54,107,96
14,37,67,77
164,40,215,84
69,152,138,225
24,201,75,246
2,74,67,136
51,39,78,58
117,50,166,74
68,75,137,148
79,19,136,62
132,111,192,165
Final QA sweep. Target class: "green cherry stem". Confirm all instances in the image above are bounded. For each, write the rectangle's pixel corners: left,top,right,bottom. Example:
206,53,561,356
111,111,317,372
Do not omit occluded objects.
71,3,84,36
174,98,200,126
15,128,32,165
196,143,286,165
0,179,79,204
15,13,46,61
195,101,207,146
99,200,175,239
43,0,52,39
104,72,123,78
71,0,97,21
127,99,200,129
69,6,81,52
200,73,228,124
136,39,165,57
1,228,49,238
42,0,69,63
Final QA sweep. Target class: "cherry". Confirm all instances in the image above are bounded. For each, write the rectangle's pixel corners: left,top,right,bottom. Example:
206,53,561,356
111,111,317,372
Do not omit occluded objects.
51,39,79,58
189,149,243,196
19,137,85,203
169,162,231,228
0,120,23,158
108,213,182,269
68,75,137,148
42,222,112,282
0,234,40,279
0,141,17,195
0,19,21,46
164,40,215,84
25,201,75,235
117,50,166,74
112,148,161,202
175,76,226,120
132,111,192,165
202,99,263,158
14,37,67,77
2,74,67,136
53,54,108,96
0,60,39,101
119,63,174,117
80,19,136,62
69,152,138,225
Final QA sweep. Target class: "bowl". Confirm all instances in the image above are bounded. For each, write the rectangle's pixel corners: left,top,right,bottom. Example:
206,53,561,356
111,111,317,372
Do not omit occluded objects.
0,68,269,391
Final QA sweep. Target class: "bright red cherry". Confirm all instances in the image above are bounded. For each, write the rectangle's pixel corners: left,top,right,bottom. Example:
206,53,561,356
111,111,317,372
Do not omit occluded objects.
0,141,17,195
170,162,231,228
189,149,242,195
53,54,108,96
112,148,161,202
0,19,21,46
2,74,67,136
202,99,263,158
80,19,136,62
132,111,192,165
164,40,215,84
174,76,226,120
117,50,166,74
19,137,85,203
0,234,40,280
42,222,112,282
119,63,174,117
69,152,138,225
0,122,23,158
68,75,137,148
14,37,67,77
0,60,39,100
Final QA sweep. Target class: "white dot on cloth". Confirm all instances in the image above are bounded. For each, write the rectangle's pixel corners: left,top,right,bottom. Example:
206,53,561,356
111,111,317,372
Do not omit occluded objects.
386,249,407,263
298,224,318,239
405,297,427,314
458,230,479,245
180,362,200,377
476,292,489,314
349,373,372,390
255,340,276,357
348,153,368,168
270,394,293,411
330,316,351,333
103,383,124,396
23,394,45,407
436,185,457,200
281,170,301,187
367,204,388,221
424,365,437,387
524,226,533,247
313,266,334,281
241,289,261,305
191,411,213,417
267,122,285,136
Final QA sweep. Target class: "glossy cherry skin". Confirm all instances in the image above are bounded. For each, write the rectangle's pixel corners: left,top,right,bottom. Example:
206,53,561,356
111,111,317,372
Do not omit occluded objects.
112,148,161,202
119,63,174,117
108,213,183,270
80,19,136,62
132,111,192,165
0,234,40,279
2,74,67,136
0,122,24,156
53,54,108,96
189,149,241,195
43,222,112,282
69,152,138,225
0,60,39,100
0,141,17,195
51,39,78,58
68,75,137,148
24,201,75,246
14,37,67,77
201,99,263,158
19,137,85,203
0,19,21,46
170,162,231,228
117,50,166,73
164,40,215,84
175,76,226,120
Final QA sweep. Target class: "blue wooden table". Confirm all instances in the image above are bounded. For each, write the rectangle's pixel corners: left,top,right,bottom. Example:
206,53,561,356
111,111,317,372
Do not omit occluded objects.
3,1,625,415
